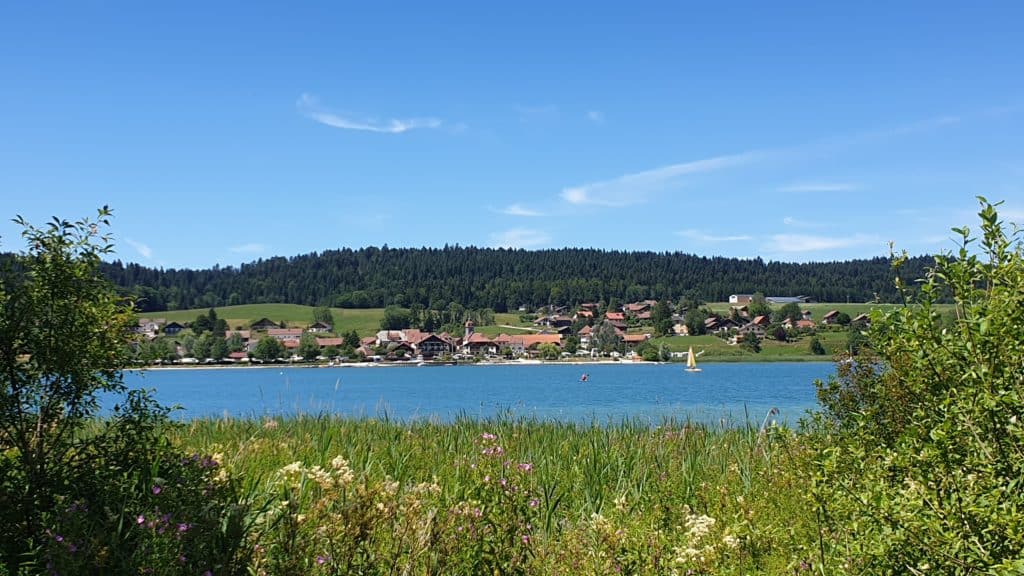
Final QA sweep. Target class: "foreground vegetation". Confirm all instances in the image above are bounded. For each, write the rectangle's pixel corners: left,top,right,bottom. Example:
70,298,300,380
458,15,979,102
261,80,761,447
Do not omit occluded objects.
3,199,1021,574
171,416,814,575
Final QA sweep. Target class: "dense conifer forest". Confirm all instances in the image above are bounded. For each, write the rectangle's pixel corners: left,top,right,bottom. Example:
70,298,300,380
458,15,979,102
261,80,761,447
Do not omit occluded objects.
87,247,935,312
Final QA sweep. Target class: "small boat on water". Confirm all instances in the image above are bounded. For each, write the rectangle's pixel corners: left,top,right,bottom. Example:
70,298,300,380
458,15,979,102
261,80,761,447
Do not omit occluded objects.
684,346,702,373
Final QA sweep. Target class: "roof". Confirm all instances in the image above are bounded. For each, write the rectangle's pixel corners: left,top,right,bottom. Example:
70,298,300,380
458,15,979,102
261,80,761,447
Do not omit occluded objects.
578,325,593,335
605,312,625,321
268,328,304,336
622,333,649,343
575,310,594,317
515,334,562,348
465,332,494,344
823,310,840,319
795,320,816,328
752,315,770,325
316,337,344,347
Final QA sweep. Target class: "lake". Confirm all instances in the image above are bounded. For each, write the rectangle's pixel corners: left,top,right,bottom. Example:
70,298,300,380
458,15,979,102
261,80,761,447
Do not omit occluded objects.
119,362,835,426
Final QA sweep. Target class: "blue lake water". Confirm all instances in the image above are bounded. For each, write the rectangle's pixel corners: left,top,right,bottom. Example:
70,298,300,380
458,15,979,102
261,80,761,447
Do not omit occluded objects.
118,362,834,426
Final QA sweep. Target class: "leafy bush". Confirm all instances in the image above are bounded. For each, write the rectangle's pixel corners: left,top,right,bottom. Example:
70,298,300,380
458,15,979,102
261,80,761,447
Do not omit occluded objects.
0,209,249,574
810,198,1024,573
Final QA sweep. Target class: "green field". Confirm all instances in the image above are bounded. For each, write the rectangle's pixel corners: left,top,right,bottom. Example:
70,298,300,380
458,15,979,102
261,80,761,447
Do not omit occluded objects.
649,329,849,362
138,304,386,336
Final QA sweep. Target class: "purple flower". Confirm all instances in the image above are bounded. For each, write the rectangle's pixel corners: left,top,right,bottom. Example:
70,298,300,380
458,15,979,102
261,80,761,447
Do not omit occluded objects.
67,542,77,553
178,523,191,533
517,462,533,473
521,534,531,545
316,555,329,565
480,432,497,441
203,571,213,576
529,498,540,508
151,485,162,495
136,514,145,525
54,534,63,543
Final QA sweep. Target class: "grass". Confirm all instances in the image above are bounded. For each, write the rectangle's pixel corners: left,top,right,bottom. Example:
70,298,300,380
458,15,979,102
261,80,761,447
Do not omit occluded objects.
172,415,818,574
648,329,847,361
138,304,386,336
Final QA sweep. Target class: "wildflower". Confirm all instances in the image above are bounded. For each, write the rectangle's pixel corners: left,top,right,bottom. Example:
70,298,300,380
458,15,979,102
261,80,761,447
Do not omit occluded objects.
151,485,162,495
178,523,191,533
517,462,533,473
521,534,531,545
136,514,145,525
263,419,279,430
722,533,740,548
481,432,497,441
529,498,540,508
316,555,328,565
67,542,77,553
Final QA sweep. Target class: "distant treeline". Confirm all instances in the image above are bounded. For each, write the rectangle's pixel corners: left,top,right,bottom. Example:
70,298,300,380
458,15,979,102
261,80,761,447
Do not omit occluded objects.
81,246,938,313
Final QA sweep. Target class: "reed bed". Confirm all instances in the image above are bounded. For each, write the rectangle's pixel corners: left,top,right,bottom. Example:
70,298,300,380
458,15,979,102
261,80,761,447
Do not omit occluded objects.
170,414,819,574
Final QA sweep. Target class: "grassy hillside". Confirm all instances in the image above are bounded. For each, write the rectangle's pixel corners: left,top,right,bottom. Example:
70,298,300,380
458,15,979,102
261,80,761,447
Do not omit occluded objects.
649,329,849,361
138,304,386,336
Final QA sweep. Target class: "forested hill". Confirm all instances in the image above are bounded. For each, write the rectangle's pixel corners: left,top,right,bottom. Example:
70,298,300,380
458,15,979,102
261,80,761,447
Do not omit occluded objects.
97,247,934,313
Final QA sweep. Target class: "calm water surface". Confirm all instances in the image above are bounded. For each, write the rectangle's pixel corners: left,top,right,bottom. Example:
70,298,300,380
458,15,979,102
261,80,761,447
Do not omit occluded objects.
119,362,834,426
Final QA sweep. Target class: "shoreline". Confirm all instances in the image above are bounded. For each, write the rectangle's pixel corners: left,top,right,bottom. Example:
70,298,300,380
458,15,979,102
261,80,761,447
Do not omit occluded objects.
133,356,834,371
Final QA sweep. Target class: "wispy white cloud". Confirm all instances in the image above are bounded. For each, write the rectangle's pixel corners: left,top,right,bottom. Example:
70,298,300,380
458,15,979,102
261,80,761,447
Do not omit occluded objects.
490,228,551,249
765,233,879,253
676,229,752,242
297,93,442,134
782,216,825,229
125,238,153,259
229,243,266,254
777,182,860,193
587,110,605,123
561,152,759,207
497,203,544,217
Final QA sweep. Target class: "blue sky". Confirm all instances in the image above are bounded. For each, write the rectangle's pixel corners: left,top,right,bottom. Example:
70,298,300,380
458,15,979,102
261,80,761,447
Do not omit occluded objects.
1,2,1021,269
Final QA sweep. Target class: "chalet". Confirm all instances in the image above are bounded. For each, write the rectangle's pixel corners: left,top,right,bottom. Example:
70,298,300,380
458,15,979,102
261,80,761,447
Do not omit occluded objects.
135,318,165,337
673,323,688,335
635,311,652,321
621,333,650,348
851,313,871,326
360,336,377,348
821,310,841,325
705,317,740,333
315,337,344,349
574,309,594,320
802,310,813,321
737,322,766,339
411,333,454,358
518,334,562,354
729,294,753,304
164,321,185,335
751,315,771,327
462,332,497,356
227,351,249,362
534,315,573,328
579,302,599,311
384,341,414,358
250,318,279,331
624,302,652,315
605,312,626,322
375,330,405,345
307,321,333,333
608,320,628,332
578,325,593,348
268,328,303,341
783,319,816,330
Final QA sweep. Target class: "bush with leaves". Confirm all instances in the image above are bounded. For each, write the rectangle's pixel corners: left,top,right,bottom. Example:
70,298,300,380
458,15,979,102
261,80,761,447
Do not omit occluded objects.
0,209,249,574
809,198,1024,574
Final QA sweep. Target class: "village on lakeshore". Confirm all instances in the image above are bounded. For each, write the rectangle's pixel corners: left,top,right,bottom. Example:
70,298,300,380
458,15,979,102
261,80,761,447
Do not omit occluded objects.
130,294,873,366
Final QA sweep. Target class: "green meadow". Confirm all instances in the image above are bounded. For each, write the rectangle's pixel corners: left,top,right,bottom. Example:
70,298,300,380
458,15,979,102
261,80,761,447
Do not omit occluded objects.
172,415,817,574
138,304,387,335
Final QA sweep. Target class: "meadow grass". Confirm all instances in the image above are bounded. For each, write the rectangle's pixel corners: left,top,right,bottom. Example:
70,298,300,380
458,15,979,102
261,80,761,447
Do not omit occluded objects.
139,304,386,335
171,415,819,574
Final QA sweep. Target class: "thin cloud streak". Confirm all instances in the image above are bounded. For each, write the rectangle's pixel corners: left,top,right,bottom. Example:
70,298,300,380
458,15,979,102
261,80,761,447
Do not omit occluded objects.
498,204,544,217
125,238,153,259
676,229,753,242
297,93,442,134
229,243,266,254
490,228,551,249
765,233,879,253
561,152,760,207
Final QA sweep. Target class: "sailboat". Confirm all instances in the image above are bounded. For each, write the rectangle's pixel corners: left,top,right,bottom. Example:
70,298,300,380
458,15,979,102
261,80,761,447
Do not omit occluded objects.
684,346,702,372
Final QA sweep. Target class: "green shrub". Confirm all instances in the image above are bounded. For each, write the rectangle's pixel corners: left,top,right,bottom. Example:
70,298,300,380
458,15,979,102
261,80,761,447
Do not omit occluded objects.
0,209,249,574
810,198,1024,574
